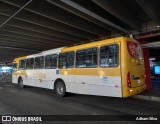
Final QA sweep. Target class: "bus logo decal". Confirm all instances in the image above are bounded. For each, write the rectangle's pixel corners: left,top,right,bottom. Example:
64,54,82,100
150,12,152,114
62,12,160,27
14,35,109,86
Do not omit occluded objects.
56,70,59,75
102,76,108,83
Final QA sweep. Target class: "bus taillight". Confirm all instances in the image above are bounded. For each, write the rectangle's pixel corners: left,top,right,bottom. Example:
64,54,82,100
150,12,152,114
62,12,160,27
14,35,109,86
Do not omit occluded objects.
127,72,131,88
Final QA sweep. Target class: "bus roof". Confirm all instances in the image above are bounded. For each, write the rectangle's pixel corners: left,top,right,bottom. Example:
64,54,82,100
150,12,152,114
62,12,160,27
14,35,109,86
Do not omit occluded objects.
13,56,27,63
61,36,132,52
13,36,135,62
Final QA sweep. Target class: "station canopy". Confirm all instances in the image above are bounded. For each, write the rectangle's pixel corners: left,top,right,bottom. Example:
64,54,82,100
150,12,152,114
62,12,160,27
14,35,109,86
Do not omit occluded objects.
0,0,160,62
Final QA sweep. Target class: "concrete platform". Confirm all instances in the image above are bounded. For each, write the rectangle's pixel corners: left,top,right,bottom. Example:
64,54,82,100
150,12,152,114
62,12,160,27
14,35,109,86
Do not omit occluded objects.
133,80,160,102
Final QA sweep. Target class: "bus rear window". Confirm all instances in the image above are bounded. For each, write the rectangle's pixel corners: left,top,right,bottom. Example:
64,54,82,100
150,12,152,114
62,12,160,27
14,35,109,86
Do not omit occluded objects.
127,41,142,59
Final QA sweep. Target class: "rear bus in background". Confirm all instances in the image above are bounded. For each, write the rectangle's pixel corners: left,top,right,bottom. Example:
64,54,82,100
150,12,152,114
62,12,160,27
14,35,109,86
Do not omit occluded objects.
12,37,146,98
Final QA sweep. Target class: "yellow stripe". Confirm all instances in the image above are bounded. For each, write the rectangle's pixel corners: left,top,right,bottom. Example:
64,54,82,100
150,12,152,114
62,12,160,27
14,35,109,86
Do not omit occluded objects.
60,67,121,76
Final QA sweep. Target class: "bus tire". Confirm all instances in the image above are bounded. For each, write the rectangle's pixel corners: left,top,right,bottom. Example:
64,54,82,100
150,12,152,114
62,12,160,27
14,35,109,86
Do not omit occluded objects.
55,80,66,97
18,77,25,88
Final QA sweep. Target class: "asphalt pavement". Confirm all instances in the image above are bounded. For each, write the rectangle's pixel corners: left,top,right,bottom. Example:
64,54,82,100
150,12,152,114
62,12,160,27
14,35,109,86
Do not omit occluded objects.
0,81,160,124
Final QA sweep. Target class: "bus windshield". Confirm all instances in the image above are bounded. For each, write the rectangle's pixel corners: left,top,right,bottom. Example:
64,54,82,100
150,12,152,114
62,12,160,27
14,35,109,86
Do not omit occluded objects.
127,41,143,59
12,63,17,72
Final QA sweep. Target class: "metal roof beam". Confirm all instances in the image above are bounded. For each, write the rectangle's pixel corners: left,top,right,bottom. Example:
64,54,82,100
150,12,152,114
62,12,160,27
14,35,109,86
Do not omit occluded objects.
14,10,97,40
0,12,89,41
0,3,93,41
0,24,79,44
46,0,117,33
92,0,141,29
1,0,110,37
0,40,45,51
0,0,32,28
136,0,160,25
0,29,75,45
0,23,85,43
0,34,69,47
0,46,39,52
56,0,128,33
0,38,54,50
0,30,73,45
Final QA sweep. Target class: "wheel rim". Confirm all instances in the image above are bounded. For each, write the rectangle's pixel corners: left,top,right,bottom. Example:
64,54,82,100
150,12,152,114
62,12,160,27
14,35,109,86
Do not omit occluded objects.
57,84,64,95
19,79,23,88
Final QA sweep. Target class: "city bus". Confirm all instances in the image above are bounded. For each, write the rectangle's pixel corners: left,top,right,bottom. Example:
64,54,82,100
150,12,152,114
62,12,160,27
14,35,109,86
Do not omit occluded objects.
12,36,146,98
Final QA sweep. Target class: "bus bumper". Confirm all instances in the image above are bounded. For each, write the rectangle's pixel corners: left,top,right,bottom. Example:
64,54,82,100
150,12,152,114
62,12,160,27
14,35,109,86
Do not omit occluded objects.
122,84,146,98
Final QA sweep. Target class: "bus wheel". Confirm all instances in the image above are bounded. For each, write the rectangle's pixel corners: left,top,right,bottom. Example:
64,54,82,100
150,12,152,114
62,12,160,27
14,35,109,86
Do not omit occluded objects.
55,81,66,97
18,78,24,88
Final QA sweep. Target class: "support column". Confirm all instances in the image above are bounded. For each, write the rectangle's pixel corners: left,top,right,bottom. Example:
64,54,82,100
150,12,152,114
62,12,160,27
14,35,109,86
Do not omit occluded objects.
143,48,152,89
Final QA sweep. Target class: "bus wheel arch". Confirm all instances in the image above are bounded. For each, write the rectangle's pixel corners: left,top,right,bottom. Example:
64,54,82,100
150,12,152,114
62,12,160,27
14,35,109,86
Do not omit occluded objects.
18,76,25,88
54,79,66,97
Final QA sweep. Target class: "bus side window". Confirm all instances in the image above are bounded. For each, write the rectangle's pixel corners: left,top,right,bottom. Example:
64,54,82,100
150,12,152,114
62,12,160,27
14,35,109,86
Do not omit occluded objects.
34,56,44,69
76,50,86,68
86,48,98,67
59,53,67,68
66,52,74,68
45,54,57,69
76,48,98,68
19,60,26,70
100,44,119,67
26,58,34,69
59,52,75,68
